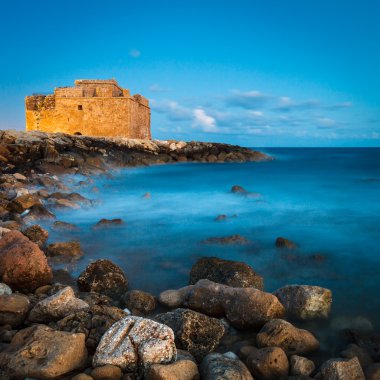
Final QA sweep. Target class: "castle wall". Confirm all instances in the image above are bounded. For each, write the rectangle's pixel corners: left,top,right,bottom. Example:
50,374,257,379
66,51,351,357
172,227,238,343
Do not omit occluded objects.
25,80,151,139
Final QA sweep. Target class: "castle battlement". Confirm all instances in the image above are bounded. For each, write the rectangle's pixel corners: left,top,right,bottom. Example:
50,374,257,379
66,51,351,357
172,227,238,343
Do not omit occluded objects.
25,79,151,139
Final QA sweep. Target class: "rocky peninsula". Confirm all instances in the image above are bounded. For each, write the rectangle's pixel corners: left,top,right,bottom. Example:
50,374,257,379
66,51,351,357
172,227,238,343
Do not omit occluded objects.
0,130,378,379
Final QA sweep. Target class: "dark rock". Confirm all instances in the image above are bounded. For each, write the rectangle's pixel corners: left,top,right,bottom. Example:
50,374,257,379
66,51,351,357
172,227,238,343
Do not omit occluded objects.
200,352,253,380
189,257,264,289
93,218,124,228
340,343,373,369
77,259,128,299
276,237,297,249
155,308,225,362
202,234,250,245
122,290,156,315
46,240,84,260
215,214,227,221
51,220,79,231
22,204,56,222
365,363,380,380
290,355,315,376
231,185,248,194
317,357,365,380
0,294,30,327
0,230,53,292
22,224,49,247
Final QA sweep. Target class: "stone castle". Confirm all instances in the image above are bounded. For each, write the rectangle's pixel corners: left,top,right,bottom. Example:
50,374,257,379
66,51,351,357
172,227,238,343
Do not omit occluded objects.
25,79,151,139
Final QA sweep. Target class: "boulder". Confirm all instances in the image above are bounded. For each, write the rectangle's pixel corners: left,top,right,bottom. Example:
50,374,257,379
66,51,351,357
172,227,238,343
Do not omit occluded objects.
246,347,289,380
273,284,332,320
275,237,297,249
46,241,84,260
189,257,264,289
7,193,41,213
200,352,253,380
0,294,30,327
77,259,128,299
290,355,315,376
22,204,56,222
55,304,128,352
51,220,79,231
317,357,365,380
0,230,53,292
146,360,200,380
0,325,87,379
340,343,373,369
155,308,225,362
91,364,122,380
256,319,320,355
93,316,176,373
29,286,89,323
22,224,49,247
159,279,285,328
123,290,156,316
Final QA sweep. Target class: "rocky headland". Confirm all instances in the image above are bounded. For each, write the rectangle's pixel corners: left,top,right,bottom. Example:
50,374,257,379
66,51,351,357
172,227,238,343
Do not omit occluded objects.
0,130,378,379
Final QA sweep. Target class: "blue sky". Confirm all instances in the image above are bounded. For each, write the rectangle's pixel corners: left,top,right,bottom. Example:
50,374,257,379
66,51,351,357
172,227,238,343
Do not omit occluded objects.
0,0,379,146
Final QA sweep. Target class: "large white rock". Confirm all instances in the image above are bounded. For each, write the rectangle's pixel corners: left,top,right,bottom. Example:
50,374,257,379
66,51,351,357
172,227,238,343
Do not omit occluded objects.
93,316,176,373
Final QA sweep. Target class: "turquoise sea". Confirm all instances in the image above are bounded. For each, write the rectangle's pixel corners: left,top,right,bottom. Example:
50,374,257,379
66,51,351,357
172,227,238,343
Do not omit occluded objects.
48,148,380,351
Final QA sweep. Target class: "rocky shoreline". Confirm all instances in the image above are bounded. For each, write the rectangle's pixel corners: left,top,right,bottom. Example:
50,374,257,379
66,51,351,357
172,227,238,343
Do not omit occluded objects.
0,130,379,379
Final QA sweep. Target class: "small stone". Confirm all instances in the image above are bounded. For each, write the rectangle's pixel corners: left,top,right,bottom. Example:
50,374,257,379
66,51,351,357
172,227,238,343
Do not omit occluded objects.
143,192,151,199
22,224,49,247
52,220,79,231
200,352,253,380
0,283,12,296
78,259,128,299
231,185,248,194
29,286,89,323
72,374,94,380
155,308,225,362
0,325,87,379
215,214,227,221
93,316,176,373
123,290,156,315
146,360,200,380
290,355,315,376
340,343,373,369
13,173,27,181
318,357,365,380
91,364,122,380
246,347,289,380
46,241,84,260
273,284,332,320
256,319,320,355
93,218,124,228
0,294,30,327
202,234,249,245
275,237,297,249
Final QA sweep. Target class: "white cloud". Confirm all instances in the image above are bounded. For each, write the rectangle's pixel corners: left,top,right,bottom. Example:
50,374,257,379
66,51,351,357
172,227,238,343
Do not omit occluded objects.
193,108,218,132
129,49,141,58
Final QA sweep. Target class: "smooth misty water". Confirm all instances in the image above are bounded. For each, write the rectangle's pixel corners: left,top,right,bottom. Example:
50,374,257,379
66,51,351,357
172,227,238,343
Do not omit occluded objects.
48,148,380,350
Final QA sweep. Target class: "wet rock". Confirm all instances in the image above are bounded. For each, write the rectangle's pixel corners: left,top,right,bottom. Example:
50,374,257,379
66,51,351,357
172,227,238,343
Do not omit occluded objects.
366,363,380,380
146,359,200,380
189,257,264,289
143,192,151,199
56,304,127,352
52,220,79,231
29,286,89,323
215,214,227,221
231,185,248,194
155,308,225,362
202,234,250,245
0,230,53,292
0,324,87,379
340,343,373,368
290,355,315,376
246,346,289,380
0,283,12,295
159,279,285,328
256,319,320,355
317,357,365,380
91,364,122,380
200,352,253,380
22,203,56,222
7,193,41,213
22,224,49,247
273,284,332,320
94,218,124,228
0,294,30,327
47,240,84,260
78,259,128,299
275,237,297,249
54,198,81,209
123,290,156,315
72,374,94,380
93,316,176,373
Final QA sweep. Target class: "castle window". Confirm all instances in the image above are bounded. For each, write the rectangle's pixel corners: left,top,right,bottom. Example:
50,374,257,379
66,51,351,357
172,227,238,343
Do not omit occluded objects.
78,105,83,110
